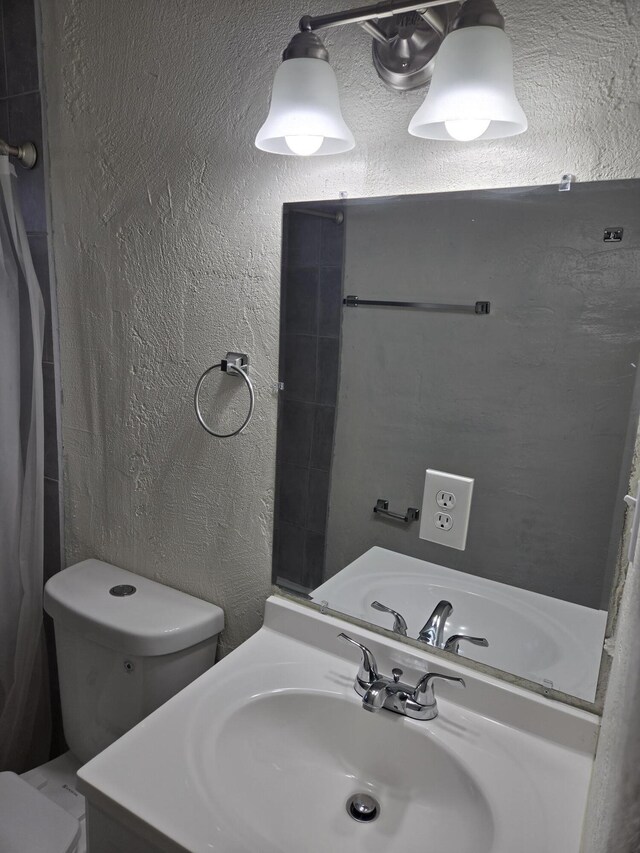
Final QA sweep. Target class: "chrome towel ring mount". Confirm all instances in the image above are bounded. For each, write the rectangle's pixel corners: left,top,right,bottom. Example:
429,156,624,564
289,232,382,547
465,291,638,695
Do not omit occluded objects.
194,352,255,438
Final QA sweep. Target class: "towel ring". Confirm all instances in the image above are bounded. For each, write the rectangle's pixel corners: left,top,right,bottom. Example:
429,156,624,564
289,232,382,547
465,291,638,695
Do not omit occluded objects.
194,352,255,438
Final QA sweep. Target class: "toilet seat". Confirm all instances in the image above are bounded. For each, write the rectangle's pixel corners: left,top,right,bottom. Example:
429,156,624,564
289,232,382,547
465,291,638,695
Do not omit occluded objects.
0,771,80,853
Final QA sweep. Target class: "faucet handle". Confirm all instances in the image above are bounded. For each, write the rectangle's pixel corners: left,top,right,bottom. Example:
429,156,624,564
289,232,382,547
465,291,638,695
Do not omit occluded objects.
338,633,380,686
370,601,409,636
444,635,489,654
412,671,466,704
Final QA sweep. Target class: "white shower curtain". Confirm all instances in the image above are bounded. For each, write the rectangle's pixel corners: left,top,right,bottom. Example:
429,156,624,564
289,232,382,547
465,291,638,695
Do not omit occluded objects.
0,155,50,771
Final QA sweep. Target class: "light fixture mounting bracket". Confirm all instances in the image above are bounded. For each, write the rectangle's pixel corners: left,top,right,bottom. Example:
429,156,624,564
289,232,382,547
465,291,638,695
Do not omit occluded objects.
371,11,450,91
296,0,503,90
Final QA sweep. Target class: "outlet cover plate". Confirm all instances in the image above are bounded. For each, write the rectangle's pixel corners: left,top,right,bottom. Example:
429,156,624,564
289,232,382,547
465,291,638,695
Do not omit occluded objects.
419,469,474,550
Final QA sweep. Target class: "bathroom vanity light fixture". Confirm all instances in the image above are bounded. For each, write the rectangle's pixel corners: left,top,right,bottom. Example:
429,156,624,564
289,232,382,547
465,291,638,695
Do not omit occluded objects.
255,30,355,155
408,0,527,140
255,0,527,155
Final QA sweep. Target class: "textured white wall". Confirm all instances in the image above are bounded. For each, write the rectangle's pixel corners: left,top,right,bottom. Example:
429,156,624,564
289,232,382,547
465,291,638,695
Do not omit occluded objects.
40,0,640,653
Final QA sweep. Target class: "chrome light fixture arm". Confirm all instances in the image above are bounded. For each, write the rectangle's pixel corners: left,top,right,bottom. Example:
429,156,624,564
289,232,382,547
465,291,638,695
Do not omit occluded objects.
299,0,460,34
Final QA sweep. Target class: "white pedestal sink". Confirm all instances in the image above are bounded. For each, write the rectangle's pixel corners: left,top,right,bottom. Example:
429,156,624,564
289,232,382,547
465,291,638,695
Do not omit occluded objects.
77,596,598,853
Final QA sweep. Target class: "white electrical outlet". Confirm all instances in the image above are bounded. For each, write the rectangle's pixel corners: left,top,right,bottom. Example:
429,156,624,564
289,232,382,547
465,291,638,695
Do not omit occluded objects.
434,512,453,530
436,490,456,509
420,469,474,550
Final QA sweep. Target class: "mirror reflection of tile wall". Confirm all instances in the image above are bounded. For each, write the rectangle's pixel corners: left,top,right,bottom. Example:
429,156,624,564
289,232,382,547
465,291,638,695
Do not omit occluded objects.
273,209,344,592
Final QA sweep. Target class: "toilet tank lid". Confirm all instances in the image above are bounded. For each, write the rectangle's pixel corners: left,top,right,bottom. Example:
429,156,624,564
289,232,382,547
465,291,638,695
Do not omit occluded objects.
44,559,225,656
0,772,80,853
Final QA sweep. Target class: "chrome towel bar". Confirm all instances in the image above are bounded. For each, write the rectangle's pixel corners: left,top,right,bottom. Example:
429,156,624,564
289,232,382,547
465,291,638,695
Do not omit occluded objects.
344,295,490,314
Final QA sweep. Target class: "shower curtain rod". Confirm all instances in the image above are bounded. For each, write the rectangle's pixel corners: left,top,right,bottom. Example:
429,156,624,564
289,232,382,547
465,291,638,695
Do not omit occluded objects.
0,138,37,169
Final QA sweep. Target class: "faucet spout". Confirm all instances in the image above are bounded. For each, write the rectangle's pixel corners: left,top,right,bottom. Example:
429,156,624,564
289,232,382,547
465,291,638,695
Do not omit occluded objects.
418,600,453,647
362,680,391,713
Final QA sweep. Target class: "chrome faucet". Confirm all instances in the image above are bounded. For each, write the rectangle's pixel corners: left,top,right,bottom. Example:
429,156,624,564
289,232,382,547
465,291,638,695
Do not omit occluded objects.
418,600,489,655
338,633,465,720
418,600,453,647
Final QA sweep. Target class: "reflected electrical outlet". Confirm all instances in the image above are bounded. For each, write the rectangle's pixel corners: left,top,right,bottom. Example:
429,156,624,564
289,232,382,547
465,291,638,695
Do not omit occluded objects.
420,470,474,550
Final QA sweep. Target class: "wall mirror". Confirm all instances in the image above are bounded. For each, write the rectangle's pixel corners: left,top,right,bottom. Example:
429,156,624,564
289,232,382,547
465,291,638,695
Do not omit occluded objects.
273,180,640,709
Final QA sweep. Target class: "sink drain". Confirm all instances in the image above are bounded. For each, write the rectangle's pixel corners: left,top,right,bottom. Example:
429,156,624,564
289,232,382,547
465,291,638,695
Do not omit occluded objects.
346,793,380,823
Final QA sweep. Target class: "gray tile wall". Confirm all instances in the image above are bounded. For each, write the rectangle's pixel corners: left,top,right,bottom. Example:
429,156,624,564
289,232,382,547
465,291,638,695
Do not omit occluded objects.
0,0,64,756
273,207,344,591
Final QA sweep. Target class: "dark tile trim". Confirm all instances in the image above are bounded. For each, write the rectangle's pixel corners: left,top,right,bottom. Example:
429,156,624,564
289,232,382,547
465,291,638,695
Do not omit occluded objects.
0,88,40,101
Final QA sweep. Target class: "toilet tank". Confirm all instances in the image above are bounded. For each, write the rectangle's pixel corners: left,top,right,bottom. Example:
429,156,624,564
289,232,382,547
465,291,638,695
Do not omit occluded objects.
44,559,225,765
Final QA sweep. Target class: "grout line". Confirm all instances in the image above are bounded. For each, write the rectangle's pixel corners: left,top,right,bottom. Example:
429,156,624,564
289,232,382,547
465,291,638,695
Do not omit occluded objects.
0,88,41,102
0,3,7,104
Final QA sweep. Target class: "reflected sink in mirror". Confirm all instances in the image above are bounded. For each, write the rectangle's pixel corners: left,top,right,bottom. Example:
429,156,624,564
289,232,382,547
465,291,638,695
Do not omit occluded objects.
311,547,608,701
78,597,598,853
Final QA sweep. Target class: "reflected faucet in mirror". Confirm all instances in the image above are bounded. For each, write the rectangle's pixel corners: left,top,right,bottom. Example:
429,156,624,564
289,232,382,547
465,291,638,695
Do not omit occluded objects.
418,600,454,646
371,598,489,655
419,600,490,654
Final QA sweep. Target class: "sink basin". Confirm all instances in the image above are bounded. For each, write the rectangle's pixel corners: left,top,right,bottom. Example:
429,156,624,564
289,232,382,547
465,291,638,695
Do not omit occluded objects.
198,691,493,852
77,596,598,853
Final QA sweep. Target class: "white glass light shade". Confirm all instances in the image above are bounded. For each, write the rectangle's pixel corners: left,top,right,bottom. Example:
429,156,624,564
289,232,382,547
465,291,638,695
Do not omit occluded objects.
408,27,527,141
255,58,355,156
